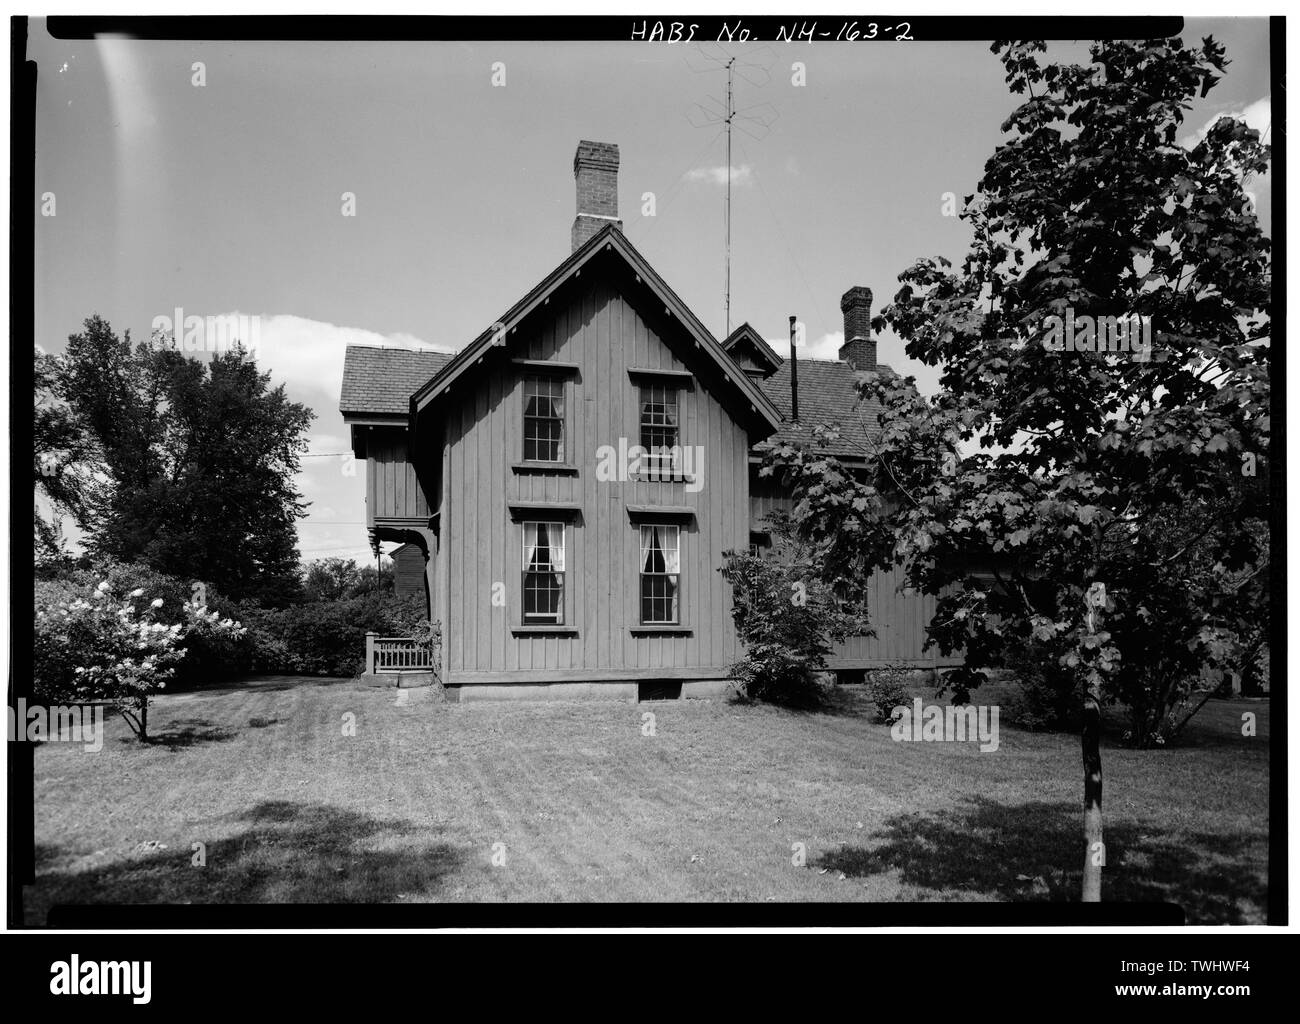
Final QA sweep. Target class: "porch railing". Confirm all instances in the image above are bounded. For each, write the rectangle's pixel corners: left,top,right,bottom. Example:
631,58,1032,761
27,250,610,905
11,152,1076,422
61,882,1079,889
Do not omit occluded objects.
366,633,434,674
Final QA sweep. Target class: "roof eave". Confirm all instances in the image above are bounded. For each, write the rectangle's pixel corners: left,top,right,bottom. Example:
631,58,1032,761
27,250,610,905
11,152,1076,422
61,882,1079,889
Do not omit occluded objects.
409,225,784,437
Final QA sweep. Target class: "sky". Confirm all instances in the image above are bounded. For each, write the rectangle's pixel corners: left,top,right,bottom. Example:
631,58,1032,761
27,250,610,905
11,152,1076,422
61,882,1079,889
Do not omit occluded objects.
28,20,1273,565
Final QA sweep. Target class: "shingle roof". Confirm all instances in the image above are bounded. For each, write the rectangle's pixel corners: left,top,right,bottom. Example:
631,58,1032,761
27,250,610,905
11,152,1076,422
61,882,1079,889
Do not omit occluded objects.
758,358,898,458
340,342,900,460
340,345,454,416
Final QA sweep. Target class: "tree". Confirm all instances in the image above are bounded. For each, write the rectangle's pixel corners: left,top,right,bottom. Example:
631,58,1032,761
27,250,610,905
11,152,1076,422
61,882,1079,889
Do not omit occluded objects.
303,558,367,602
351,560,396,596
50,316,314,605
763,38,1269,901
34,347,98,558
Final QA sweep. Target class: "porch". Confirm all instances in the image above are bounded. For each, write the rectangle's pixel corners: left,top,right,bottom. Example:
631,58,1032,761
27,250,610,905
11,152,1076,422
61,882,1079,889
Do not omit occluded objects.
361,633,438,688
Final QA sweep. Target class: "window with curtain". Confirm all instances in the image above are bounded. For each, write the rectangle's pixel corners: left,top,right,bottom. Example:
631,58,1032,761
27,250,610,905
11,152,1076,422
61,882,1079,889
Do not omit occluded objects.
523,375,565,462
638,383,679,477
522,521,565,624
639,524,680,624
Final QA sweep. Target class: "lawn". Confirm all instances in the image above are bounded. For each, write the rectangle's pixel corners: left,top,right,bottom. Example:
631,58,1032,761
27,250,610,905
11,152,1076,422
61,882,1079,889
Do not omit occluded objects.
24,676,1269,922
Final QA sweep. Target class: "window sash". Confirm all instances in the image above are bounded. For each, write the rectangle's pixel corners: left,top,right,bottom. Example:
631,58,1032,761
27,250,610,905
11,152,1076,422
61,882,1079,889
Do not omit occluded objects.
523,376,565,462
639,384,680,461
522,521,565,624
639,524,680,624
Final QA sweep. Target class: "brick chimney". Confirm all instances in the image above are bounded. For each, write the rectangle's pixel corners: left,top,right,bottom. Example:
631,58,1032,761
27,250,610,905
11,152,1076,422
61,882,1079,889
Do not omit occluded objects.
571,140,622,252
838,286,876,370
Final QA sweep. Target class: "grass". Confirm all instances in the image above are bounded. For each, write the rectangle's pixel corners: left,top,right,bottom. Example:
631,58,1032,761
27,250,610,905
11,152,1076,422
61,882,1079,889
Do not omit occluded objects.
24,676,1269,922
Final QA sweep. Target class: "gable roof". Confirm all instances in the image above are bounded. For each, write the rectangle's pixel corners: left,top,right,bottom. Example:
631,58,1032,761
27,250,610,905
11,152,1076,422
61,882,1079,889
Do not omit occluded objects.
337,234,904,463
340,346,454,417
758,358,898,459
409,224,783,438
722,322,783,376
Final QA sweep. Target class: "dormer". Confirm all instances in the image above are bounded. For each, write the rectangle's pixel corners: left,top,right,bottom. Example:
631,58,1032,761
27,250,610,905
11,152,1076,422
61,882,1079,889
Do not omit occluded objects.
721,322,783,382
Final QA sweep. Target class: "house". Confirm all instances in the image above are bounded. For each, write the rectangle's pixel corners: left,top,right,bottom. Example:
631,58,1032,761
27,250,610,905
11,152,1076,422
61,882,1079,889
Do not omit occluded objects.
388,542,429,603
340,140,957,700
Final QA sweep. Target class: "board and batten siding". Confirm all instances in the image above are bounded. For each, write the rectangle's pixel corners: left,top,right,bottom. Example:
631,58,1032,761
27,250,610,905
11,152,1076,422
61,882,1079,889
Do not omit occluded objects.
390,543,428,600
440,277,750,684
749,476,959,668
365,429,432,525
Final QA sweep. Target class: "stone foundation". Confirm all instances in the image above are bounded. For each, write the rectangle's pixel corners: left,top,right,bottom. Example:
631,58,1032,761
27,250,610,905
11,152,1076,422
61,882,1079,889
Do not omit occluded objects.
444,678,737,703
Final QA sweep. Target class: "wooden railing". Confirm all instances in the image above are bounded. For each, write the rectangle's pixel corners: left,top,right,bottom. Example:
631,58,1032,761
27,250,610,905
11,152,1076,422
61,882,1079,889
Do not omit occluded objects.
366,633,434,674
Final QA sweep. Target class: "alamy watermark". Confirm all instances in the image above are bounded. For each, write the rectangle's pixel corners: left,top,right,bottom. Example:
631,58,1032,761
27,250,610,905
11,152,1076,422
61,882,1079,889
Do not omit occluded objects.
595,437,704,492
8,698,104,752
890,698,1000,752
152,308,261,355
1041,309,1153,363
50,956,151,1004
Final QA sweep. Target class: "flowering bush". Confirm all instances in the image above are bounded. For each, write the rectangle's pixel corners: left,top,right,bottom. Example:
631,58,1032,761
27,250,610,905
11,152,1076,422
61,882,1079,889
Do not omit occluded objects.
34,579,245,741
37,560,250,687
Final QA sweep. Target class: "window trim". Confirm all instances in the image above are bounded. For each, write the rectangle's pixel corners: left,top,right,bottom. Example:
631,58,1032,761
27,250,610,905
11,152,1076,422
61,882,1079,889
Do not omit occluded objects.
521,520,567,627
638,522,682,626
637,381,684,479
521,373,567,465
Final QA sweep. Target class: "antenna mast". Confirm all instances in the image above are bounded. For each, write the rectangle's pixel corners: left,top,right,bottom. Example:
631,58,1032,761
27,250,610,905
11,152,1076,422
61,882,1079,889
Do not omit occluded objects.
685,43,778,339
724,57,734,335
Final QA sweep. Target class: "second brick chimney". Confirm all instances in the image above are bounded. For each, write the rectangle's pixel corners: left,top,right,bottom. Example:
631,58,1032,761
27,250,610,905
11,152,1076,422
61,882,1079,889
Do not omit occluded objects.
838,286,876,370
571,140,622,252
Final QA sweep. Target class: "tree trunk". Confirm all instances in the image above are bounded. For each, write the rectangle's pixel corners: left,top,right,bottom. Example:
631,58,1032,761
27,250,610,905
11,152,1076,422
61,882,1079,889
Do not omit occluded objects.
139,698,148,743
1081,684,1103,902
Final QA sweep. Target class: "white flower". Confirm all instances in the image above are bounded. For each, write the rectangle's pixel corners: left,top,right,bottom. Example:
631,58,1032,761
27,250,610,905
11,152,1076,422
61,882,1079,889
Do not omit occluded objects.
96,580,110,592
151,597,164,609
129,588,144,598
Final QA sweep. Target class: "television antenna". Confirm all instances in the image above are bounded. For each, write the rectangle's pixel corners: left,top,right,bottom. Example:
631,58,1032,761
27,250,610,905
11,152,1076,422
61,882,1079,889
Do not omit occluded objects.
685,43,778,335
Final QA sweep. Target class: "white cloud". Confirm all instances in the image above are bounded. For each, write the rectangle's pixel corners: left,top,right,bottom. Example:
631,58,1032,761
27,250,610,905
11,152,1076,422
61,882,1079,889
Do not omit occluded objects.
305,432,349,455
686,164,754,187
243,314,450,406
768,330,843,361
237,315,450,569
1181,96,1270,149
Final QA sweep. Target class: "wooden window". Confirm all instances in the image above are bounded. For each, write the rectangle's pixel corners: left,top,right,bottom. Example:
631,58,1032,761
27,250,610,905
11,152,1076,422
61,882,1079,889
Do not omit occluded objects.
523,375,565,462
638,383,680,477
639,524,680,624
522,521,565,624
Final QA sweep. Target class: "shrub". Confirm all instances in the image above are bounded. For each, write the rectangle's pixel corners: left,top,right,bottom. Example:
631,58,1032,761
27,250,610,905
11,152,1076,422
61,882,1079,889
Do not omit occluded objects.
34,576,245,741
720,545,863,709
238,592,429,677
1003,642,1083,733
862,664,913,724
36,559,249,689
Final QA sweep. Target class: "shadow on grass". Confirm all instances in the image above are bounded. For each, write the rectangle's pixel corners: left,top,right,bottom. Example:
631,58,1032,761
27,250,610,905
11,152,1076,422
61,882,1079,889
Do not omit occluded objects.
727,686,879,719
815,795,1267,923
114,717,238,751
32,800,464,918
167,675,356,699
